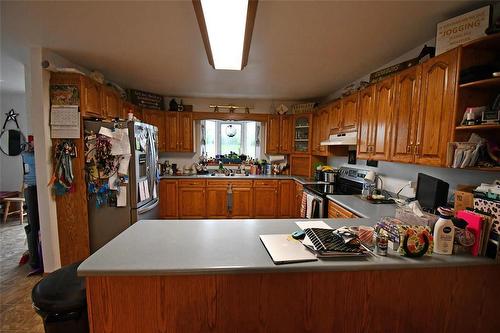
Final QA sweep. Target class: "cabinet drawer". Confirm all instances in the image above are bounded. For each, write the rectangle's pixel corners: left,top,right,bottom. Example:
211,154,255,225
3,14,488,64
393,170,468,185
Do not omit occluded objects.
254,180,278,187
207,180,253,188
328,200,357,218
178,179,206,187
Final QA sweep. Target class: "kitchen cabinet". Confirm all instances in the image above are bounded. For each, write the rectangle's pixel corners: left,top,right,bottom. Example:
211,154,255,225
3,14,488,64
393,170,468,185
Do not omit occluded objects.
390,65,421,163
327,200,357,218
356,85,376,159
278,180,294,217
205,180,254,218
178,180,206,218
206,187,228,218
266,115,293,154
122,102,143,121
370,77,394,160
101,85,122,119
311,111,322,155
231,184,253,218
253,180,278,218
316,107,330,156
341,93,358,132
293,113,312,154
81,77,103,118
415,49,458,167
295,181,304,217
328,100,342,134
159,180,178,218
144,109,167,152
163,112,194,153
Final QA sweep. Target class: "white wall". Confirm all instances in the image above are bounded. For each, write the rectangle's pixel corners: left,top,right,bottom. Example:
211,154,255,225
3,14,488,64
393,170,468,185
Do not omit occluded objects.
325,37,500,199
0,90,28,191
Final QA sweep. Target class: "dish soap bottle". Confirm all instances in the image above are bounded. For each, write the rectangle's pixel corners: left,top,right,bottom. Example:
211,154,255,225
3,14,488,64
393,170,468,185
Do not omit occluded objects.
433,207,455,255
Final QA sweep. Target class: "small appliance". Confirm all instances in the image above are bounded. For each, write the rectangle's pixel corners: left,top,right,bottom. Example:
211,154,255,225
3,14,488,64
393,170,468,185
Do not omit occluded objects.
415,173,449,212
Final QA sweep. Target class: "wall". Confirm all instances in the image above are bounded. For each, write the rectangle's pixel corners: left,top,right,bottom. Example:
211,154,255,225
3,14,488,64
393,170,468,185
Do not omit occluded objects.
0,90,28,191
325,38,500,199
159,97,300,169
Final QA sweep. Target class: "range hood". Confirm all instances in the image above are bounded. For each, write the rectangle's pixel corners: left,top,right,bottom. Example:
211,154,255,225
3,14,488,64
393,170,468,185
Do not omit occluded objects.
320,132,358,146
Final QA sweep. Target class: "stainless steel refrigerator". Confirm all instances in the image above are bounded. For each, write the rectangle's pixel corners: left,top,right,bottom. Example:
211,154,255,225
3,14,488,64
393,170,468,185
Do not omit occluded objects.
85,120,160,253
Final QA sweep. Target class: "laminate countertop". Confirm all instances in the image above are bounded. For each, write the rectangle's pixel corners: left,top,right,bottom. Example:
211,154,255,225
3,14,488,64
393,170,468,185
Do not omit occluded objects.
78,218,495,277
159,174,325,185
326,194,397,219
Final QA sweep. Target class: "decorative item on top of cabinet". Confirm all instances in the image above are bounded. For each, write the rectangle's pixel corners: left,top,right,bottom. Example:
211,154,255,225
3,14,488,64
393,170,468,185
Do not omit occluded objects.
159,180,178,218
253,180,278,218
122,102,143,121
415,48,458,167
293,113,312,154
341,92,358,132
390,65,422,163
266,115,293,154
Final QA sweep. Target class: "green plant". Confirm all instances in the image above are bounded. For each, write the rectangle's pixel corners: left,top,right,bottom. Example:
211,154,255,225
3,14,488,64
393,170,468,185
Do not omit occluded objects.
312,161,325,171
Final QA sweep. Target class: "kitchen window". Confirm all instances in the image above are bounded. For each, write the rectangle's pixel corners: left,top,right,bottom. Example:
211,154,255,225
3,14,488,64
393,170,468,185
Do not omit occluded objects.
202,120,261,158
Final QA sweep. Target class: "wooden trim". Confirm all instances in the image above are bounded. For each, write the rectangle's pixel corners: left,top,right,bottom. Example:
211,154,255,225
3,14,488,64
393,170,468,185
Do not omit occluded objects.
192,0,215,68
241,0,259,69
191,111,268,122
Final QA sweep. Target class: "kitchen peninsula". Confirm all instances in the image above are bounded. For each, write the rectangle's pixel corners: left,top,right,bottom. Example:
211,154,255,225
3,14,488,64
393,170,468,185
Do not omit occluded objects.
78,218,500,333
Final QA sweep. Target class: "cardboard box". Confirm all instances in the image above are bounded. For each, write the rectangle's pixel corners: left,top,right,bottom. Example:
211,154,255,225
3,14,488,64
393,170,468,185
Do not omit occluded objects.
454,185,476,213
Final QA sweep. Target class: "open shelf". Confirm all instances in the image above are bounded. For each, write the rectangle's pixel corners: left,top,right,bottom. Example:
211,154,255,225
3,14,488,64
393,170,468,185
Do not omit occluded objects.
455,124,500,131
459,77,500,89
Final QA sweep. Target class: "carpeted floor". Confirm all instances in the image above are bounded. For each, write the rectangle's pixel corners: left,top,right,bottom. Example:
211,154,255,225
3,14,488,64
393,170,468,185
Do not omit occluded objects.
0,218,44,333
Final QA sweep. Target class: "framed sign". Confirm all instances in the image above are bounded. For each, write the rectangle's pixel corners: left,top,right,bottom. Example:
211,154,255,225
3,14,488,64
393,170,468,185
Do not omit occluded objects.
436,6,490,55
128,89,165,110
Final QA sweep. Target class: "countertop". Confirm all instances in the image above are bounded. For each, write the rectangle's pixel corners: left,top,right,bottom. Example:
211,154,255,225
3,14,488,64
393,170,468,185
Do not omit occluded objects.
160,174,325,185
78,218,495,277
326,194,397,219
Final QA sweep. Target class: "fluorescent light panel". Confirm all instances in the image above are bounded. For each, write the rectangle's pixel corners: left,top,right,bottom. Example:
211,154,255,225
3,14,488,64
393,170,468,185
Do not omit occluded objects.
200,0,248,70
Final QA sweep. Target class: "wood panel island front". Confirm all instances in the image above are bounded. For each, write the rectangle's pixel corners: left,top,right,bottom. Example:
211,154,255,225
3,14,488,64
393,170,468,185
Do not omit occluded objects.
78,219,500,333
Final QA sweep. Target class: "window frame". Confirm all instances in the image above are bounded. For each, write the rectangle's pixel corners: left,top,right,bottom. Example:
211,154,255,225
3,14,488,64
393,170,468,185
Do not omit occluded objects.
202,120,260,158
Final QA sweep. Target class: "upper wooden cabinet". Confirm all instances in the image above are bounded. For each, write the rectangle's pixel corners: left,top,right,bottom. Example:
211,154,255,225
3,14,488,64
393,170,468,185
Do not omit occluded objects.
81,77,103,118
357,85,376,159
266,115,293,154
165,112,179,152
101,85,122,119
143,109,167,152
328,100,342,134
370,77,395,161
318,108,330,156
178,112,194,152
293,113,312,154
415,49,458,167
311,111,321,155
341,93,358,132
390,65,422,163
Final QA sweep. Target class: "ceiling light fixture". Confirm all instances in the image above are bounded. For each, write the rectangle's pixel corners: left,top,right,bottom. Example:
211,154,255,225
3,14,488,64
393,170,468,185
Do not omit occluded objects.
193,0,258,70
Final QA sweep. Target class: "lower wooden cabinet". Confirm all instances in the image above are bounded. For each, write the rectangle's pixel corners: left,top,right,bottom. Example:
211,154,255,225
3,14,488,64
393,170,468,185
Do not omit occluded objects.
328,200,358,218
231,186,253,218
159,180,178,218
278,180,295,218
178,181,206,218
206,187,228,218
254,185,278,218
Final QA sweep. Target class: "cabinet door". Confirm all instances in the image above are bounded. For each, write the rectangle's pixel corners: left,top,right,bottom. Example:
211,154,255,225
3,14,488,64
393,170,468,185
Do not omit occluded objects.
357,86,375,159
253,187,278,218
231,187,253,218
81,78,102,118
311,111,321,155
159,180,178,218
144,110,167,152
371,77,394,161
178,187,206,218
179,113,193,152
280,115,294,154
165,112,179,152
318,108,329,155
101,86,122,119
295,181,304,218
266,115,280,154
278,180,294,218
329,101,342,134
416,49,458,167
206,187,228,218
342,93,358,132
391,65,421,163
293,114,311,154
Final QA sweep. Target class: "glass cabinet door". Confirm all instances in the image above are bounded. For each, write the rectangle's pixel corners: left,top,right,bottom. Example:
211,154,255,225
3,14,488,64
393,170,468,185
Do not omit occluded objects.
293,114,311,153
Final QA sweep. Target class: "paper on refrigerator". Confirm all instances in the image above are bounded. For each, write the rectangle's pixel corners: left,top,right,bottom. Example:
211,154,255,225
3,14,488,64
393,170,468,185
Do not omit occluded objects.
117,186,127,207
111,128,131,155
118,155,131,175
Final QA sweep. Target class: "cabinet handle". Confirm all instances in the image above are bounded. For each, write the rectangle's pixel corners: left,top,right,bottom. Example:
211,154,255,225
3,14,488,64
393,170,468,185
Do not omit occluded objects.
406,145,411,153
414,144,420,156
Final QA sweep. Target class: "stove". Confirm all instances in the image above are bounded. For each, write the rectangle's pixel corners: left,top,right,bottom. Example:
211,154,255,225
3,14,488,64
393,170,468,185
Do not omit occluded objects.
302,167,369,218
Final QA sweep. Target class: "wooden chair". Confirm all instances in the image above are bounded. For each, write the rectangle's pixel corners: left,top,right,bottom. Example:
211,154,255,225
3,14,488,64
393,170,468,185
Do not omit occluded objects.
1,185,26,224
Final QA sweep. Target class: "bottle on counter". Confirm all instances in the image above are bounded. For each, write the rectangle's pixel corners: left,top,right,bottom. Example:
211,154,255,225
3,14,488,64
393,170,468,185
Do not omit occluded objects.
433,207,455,255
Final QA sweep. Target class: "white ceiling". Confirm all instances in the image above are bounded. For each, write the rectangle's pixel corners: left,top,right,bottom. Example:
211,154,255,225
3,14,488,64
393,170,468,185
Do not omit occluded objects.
1,0,480,100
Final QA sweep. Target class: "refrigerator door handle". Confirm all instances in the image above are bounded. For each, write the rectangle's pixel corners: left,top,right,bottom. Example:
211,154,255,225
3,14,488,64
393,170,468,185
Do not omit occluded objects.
137,198,159,215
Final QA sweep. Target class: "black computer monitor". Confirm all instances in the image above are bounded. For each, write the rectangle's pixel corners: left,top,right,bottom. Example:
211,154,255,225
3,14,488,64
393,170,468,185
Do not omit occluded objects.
415,173,449,211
